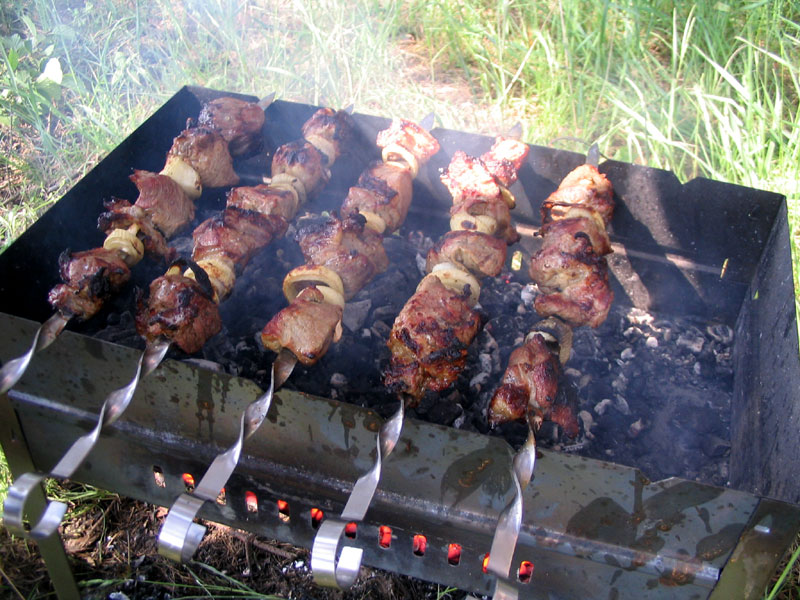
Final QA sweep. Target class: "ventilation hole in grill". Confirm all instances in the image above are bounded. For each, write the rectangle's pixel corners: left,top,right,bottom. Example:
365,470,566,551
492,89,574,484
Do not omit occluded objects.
482,552,490,573
152,466,166,488
277,499,290,523
182,473,195,492
379,526,392,548
345,522,357,539
518,560,534,583
310,507,324,529
412,534,427,556
447,543,462,566
216,488,227,505
245,491,258,513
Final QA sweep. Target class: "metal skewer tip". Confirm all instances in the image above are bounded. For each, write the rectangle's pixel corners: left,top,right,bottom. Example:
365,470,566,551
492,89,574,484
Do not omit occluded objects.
586,143,600,168
257,92,277,110
419,112,436,132
159,365,276,563
507,122,523,140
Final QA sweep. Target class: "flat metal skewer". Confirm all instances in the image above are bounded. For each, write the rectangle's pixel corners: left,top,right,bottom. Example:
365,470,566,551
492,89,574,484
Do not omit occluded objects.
1,313,69,396
486,429,537,600
3,338,170,539
311,398,404,588
158,365,275,562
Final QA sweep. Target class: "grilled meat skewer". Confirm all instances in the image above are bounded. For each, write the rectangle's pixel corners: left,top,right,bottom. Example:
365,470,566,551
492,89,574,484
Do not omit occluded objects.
384,137,529,403
137,107,354,354
260,119,440,377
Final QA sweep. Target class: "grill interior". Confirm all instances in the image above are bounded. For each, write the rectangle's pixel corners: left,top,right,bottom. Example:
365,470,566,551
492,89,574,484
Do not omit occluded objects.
1,86,799,599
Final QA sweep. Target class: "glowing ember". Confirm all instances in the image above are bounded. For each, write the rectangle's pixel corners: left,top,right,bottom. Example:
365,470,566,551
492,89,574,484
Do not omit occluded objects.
379,525,392,548
447,543,462,566
412,534,427,556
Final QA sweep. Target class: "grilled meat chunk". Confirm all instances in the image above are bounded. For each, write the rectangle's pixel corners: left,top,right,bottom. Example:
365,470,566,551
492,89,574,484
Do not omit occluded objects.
384,275,481,402
543,164,614,226
98,200,173,260
426,230,507,278
451,195,519,245
197,96,265,156
298,214,389,300
168,127,239,188
301,107,354,164
340,162,413,234
441,151,503,205
227,184,299,222
260,286,343,366
480,137,530,188
192,207,287,266
136,271,221,354
376,118,440,164
532,268,612,329
488,333,578,437
48,248,131,320
271,140,329,199
128,170,195,238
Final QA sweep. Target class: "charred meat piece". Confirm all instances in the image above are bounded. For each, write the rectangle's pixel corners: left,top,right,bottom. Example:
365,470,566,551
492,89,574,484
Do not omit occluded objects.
271,140,329,199
98,200,173,260
136,271,222,354
543,164,614,226
488,333,578,437
192,207,288,266
48,248,131,320
384,275,481,403
451,195,519,245
261,286,343,366
340,162,413,234
488,333,558,426
480,137,530,188
376,118,440,164
297,214,389,300
541,206,611,256
227,184,299,222
128,170,194,237
532,268,612,329
426,230,507,278
441,151,503,205
197,96,265,156
168,127,239,188
301,107,354,164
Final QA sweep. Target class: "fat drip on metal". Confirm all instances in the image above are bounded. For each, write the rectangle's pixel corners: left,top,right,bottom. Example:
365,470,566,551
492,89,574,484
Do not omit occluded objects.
1,86,799,600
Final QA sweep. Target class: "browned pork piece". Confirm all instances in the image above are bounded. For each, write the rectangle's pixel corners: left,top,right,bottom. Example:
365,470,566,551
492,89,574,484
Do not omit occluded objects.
444,150,520,244
384,275,481,402
541,164,614,226
297,214,389,300
192,207,288,267
488,333,579,437
340,162,413,234
425,230,507,278
376,118,441,166
135,267,221,355
271,140,330,199
98,200,172,260
480,136,530,188
227,184,299,223
128,170,195,237
260,286,343,366
197,96,265,156
301,107,354,164
48,249,131,320
168,127,239,188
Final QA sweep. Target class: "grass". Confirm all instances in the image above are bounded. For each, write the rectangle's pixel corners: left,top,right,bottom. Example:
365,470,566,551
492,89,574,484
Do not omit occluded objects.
0,0,799,597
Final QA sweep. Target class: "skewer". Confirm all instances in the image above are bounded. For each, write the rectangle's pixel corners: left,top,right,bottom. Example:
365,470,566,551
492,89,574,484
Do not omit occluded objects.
3,93,282,540
158,365,275,562
485,144,611,595
311,399,404,588
3,338,170,538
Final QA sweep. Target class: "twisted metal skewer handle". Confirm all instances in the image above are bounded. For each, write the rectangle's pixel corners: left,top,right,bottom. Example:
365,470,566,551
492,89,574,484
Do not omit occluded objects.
487,430,537,600
2,339,170,539
1,313,68,396
311,399,405,589
158,366,275,563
